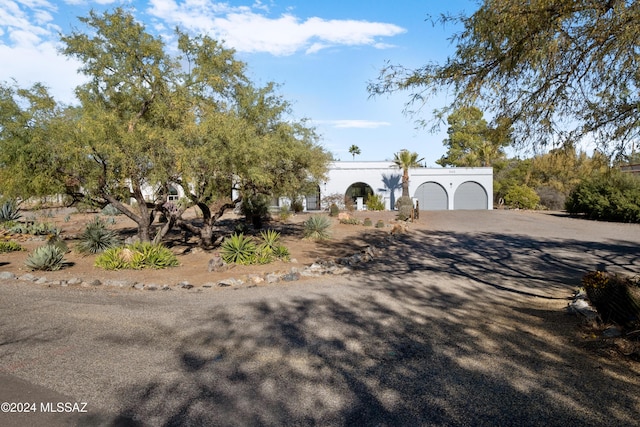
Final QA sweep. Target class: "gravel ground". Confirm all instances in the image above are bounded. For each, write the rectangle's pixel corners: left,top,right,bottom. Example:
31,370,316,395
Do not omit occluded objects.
1,210,639,426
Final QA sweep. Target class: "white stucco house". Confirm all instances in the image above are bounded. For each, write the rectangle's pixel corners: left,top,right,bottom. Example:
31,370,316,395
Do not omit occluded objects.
141,161,493,212
311,161,493,211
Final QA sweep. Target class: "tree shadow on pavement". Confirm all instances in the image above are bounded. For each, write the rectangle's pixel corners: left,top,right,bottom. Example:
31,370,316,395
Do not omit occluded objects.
108,229,640,425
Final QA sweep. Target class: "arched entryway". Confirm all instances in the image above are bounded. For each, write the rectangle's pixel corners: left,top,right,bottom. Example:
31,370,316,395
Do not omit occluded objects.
454,181,488,210
345,182,374,204
414,182,448,210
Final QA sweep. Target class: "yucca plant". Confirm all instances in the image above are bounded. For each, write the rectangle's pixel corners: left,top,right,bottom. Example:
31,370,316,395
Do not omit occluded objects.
76,217,120,255
0,200,21,222
24,245,66,271
0,241,23,253
220,233,257,265
303,215,331,240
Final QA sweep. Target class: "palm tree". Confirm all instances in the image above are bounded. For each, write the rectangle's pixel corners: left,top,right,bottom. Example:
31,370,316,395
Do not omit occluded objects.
392,149,424,197
348,145,361,160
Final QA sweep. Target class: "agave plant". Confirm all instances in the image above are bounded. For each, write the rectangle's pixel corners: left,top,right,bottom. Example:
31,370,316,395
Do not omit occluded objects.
76,217,120,255
259,229,281,250
302,215,331,240
220,233,257,265
94,242,178,270
0,200,21,222
24,245,66,271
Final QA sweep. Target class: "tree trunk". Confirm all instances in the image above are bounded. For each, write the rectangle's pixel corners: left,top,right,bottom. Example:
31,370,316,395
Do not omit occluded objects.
102,180,154,242
402,169,410,198
175,199,239,248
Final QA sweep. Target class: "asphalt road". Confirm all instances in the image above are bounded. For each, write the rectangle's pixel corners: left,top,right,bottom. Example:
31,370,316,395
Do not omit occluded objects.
1,210,639,426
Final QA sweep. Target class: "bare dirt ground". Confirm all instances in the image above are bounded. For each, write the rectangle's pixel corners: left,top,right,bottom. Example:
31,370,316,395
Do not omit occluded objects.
0,207,402,286
1,209,640,426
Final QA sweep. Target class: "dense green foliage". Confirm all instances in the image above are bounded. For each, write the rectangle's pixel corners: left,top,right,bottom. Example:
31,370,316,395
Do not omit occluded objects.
76,217,120,255
370,1,640,155
437,106,509,168
565,171,640,222
504,185,540,210
366,194,385,211
0,9,330,247
303,215,331,240
25,245,66,271
95,243,179,270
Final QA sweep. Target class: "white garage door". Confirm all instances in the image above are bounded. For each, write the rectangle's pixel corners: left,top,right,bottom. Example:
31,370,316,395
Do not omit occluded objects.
454,181,488,210
415,182,448,210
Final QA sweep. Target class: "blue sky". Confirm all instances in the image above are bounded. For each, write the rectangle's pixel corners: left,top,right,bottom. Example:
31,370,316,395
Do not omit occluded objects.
0,0,478,164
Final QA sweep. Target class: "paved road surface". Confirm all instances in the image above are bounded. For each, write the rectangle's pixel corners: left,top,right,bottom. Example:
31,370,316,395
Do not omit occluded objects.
1,210,639,426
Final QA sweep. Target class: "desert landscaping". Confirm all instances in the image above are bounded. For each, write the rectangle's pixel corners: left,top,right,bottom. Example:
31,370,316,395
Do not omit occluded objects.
1,209,640,426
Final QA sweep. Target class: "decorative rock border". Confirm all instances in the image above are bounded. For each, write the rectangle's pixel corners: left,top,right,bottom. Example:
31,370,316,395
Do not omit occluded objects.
0,232,405,291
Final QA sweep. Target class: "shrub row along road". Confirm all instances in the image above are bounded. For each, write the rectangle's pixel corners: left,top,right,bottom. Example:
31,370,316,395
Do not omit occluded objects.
1,210,639,426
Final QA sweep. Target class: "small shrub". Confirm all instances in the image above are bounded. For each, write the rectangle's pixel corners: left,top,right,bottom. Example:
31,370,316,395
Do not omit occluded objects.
76,217,120,254
0,200,21,222
25,245,66,271
279,205,292,221
536,186,566,211
0,241,23,253
220,233,257,265
375,220,385,229
339,217,360,225
344,197,355,212
323,193,345,211
363,218,372,227
582,271,640,326
291,199,304,213
329,203,339,217
303,215,331,240
240,194,271,229
9,222,59,236
95,243,179,270
366,194,385,211
504,185,540,209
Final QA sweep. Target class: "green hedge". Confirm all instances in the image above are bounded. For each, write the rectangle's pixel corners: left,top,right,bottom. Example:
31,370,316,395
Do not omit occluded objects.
565,171,640,223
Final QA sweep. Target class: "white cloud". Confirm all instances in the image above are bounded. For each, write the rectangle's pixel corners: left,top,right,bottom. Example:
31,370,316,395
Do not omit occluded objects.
147,0,405,55
0,1,84,103
317,120,392,129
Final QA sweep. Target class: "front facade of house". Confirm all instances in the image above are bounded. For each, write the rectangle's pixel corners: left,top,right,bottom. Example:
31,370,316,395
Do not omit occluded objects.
318,161,493,211
141,161,493,212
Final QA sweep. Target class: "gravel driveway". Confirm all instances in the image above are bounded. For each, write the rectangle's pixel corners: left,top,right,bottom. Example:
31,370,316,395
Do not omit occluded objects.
1,210,639,426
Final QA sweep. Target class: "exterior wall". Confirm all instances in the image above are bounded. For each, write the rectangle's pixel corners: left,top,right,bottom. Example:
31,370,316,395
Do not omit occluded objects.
139,162,493,211
322,161,493,211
